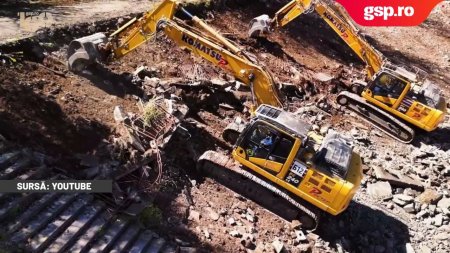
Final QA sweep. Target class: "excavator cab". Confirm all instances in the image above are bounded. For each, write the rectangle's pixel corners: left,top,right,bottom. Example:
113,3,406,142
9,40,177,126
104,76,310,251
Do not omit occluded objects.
231,105,362,219
365,72,409,107
359,69,446,134
237,120,298,174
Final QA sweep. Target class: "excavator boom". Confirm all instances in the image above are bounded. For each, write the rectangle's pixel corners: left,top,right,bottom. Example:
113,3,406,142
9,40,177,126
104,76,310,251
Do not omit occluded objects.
67,0,283,108
249,0,384,77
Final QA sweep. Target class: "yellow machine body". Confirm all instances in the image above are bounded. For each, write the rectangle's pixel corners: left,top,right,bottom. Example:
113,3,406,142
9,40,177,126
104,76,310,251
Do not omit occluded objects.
232,106,362,216
68,0,362,218
253,0,446,134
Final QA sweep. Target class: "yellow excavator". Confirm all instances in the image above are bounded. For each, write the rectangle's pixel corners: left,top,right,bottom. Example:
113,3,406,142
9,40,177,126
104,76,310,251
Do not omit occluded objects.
249,0,447,143
67,0,362,229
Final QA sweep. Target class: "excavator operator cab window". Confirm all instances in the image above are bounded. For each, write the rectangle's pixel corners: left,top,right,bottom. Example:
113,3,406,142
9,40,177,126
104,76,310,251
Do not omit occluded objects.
372,73,407,99
243,122,294,166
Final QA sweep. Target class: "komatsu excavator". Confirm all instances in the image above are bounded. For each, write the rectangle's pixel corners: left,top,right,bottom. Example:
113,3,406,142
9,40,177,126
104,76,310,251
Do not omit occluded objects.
67,0,362,229
249,0,446,143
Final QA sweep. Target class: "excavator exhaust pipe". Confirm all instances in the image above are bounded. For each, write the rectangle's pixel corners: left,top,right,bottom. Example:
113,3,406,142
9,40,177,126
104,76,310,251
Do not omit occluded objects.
67,32,108,73
248,14,272,38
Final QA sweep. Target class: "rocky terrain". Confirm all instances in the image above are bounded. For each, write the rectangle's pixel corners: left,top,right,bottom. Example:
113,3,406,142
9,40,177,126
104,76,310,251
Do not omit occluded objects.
0,0,449,252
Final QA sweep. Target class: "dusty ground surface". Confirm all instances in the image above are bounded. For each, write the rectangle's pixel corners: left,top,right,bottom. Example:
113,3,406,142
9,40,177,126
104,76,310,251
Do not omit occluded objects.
0,0,152,43
0,0,449,252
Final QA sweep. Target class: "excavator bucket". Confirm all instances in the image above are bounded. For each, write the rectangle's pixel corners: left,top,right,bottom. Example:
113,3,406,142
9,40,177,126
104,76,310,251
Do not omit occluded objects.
248,14,272,38
67,32,108,72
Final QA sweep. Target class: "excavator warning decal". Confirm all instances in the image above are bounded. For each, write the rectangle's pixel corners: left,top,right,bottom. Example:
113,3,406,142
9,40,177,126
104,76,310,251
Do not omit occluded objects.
398,97,413,114
309,188,322,195
285,161,308,187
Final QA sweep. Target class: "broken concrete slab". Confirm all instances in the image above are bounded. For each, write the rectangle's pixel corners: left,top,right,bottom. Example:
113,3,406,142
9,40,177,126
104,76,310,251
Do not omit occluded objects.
272,238,284,253
313,72,334,82
437,198,450,211
205,207,220,221
367,181,393,200
188,209,201,222
373,167,424,190
393,194,414,206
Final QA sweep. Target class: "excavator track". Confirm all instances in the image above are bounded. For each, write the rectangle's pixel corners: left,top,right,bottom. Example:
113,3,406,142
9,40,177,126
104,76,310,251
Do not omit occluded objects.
197,151,320,231
337,91,415,143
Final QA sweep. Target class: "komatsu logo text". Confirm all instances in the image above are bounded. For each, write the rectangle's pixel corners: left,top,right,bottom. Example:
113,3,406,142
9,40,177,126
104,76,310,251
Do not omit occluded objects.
323,12,348,38
181,33,228,65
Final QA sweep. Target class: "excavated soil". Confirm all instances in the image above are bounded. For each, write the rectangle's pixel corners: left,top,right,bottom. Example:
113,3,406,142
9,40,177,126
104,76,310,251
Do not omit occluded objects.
0,0,449,252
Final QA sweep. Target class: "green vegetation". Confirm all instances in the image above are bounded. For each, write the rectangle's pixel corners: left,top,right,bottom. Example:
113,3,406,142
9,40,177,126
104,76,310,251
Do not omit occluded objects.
142,99,164,127
139,204,163,228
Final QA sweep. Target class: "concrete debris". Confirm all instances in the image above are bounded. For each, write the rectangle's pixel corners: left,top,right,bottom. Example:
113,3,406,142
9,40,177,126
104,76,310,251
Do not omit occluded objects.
434,232,449,240
229,230,241,238
272,238,284,253
404,203,416,213
405,243,415,253
143,77,160,88
367,181,393,200
429,205,437,215
203,229,210,239
294,230,307,243
313,72,334,82
188,209,201,222
227,217,236,226
210,78,229,86
245,214,255,223
373,167,423,190
433,214,443,227
290,220,302,230
420,245,432,253
416,189,443,205
393,194,414,206
206,207,220,221
437,198,450,212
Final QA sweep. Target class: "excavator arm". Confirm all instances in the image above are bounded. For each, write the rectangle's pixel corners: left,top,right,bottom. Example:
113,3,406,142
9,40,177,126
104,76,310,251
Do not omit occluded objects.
67,0,283,109
249,0,385,77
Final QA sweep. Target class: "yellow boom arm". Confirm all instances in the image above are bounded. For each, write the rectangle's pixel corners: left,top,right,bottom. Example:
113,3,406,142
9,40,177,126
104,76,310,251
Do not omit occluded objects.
267,0,384,78
108,0,283,108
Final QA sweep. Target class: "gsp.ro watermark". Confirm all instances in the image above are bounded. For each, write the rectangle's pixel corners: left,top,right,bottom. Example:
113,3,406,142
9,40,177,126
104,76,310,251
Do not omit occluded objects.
364,6,415,21
334,0,445,26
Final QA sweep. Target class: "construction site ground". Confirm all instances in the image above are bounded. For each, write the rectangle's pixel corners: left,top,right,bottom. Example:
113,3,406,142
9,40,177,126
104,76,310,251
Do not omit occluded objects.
0,0,449,252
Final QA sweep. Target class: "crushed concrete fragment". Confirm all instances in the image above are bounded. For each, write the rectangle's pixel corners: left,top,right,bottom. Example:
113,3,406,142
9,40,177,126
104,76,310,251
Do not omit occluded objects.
272,238,284,253
373,167,423,190
405,243,415,253
229,230,241,238
437,198,450,211
188,209,201,222
313,72,333,82
404,203,416,213
206,207,220,221
227,217,236,226
393,194,414,206
416,189,443,205
433,214,443,227
295,230,307,243
367,181,393,200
